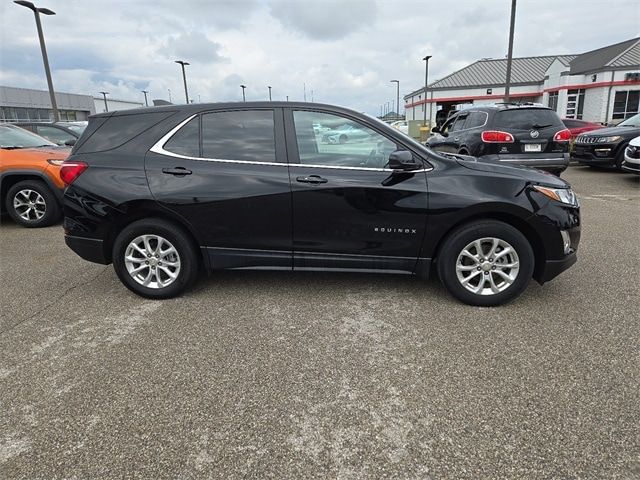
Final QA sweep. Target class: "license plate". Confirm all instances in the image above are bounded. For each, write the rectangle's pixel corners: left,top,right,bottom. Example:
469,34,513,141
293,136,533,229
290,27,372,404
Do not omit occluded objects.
524,144,542,152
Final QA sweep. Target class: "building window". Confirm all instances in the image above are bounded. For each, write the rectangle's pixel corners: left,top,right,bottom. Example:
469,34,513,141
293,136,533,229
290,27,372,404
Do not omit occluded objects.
566,89,585,119
612,90,640,120
548,91,559,112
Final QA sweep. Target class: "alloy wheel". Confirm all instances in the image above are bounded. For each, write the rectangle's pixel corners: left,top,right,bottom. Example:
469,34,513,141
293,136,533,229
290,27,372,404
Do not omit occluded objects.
13,189,46,221
124,234,181,289
455,237,520,296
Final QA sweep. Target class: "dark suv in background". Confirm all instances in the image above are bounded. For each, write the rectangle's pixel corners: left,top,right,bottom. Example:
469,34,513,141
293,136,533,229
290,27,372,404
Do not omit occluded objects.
426,104,571,174
572,113,640,169
61,102,580,306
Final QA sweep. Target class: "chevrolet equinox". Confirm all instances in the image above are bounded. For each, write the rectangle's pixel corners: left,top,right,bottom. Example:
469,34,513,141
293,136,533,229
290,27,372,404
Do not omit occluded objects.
62,102,580,306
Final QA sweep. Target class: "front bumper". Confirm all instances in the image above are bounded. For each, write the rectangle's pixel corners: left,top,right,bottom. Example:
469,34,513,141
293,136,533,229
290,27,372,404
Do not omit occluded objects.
621,160,640,174
572,143,620,166
479,153,569,173
537,251,577,284
65,234,109,264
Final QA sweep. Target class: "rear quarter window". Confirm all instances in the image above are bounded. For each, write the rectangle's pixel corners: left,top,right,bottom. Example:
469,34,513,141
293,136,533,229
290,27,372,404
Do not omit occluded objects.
77,111,175,153
493,109,563,130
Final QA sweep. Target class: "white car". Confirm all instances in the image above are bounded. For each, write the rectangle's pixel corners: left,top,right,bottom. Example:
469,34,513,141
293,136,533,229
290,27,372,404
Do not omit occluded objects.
390,120,409,135
622,135,640,174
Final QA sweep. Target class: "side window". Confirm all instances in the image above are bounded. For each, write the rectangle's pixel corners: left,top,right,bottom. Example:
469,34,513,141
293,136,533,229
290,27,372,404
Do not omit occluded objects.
451,114,468,132
292,111,397,169
201,110,276,162
440,117,456,135
36,126,73,145
164,116,200,157
465,112,487,129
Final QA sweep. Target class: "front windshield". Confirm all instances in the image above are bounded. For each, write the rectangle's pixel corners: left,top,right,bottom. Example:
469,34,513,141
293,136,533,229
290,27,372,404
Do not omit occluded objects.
618,114,640,127
0,125,56,148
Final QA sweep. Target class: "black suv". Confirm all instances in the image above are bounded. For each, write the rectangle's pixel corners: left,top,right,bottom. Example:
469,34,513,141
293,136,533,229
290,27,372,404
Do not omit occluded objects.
426,104,571,174
572,113,640,169
61,102,580,306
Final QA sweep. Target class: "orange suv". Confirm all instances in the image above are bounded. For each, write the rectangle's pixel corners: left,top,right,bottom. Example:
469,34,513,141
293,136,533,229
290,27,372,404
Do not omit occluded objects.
0,124,70,227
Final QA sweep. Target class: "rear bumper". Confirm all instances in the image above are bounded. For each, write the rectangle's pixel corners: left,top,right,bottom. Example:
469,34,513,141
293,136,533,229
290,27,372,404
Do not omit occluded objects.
65,235,109,264
479,153,569,173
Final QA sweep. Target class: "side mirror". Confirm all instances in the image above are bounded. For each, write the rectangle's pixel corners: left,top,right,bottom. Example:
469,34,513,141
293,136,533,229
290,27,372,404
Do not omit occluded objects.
64,138,76,146
388,150,421,171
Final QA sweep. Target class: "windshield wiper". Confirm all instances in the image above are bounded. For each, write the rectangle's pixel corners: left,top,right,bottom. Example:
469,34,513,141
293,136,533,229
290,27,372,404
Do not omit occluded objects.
532,123,552,129
0,146,24,150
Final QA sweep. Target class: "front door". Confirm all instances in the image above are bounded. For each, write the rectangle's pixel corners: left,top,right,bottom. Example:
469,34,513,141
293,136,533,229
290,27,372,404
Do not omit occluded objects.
145,108,292,269
285,109,429,272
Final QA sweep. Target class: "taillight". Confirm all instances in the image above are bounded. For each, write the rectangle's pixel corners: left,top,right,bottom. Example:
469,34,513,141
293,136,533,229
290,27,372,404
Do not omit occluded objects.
481,130,514,143
553,128,571,142
60,161,88,185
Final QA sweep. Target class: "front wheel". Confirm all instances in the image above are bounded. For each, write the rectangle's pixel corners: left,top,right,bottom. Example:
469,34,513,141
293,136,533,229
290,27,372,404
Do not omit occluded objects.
112,219,199,299
437,221,534,306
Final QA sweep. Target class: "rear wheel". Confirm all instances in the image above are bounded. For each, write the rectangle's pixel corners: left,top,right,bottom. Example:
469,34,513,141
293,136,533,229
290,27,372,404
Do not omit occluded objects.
112,218,199,299
5,180,60,228
437,221,534,306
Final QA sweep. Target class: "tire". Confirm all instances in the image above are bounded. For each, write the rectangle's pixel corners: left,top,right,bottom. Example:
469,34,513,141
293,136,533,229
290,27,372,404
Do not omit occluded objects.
614,147,627,171
112,218,199,299
437,220,534,306
339,134,348,144
5,180,60,228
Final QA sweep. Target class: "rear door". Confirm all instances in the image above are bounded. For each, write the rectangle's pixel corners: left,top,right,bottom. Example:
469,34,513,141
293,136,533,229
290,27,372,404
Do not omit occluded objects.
285,108,429,272
145,108,293,269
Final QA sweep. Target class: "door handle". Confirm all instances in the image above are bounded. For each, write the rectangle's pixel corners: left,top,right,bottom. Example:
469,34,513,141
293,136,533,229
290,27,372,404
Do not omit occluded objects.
162,167,192,176
453,137,460,142
296,175,327,184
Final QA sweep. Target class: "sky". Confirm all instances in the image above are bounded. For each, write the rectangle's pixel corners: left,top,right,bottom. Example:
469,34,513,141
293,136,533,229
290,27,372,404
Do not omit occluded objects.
1,0,638,115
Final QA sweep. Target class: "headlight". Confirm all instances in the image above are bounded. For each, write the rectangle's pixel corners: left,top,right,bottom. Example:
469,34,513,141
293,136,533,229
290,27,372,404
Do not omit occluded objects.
596,135,622,143
532,185,579,206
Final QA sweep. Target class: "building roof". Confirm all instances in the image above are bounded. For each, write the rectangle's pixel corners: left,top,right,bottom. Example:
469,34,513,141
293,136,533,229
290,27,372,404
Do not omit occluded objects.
428,55,577,90
570,37,640,74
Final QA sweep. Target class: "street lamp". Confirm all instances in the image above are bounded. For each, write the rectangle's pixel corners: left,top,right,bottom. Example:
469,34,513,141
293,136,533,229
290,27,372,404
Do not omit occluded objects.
14,1,59,122
175,60,190,104
240,85,246,102
423,55,432,128
390,80,400,120
141,90,149,107
268,86,272,101
504,0,517,102
99,91,109,112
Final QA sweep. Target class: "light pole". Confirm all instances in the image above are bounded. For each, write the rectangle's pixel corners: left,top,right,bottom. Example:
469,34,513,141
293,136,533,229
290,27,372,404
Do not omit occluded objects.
175,60,190,104
141,90,149,107
14,1,59,122
240,85,246,102
390,80,400,120
99,91,109,112
504,0,517,102
268,86,272,101
423,55,432,128
168,88,172,103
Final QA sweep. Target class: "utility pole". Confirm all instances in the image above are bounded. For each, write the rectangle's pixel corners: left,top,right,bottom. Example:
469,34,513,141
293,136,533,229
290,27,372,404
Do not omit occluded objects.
141,90,149,107
14,1,59,122
423,55,432,127
268,86,272,101
303,83,307,102
504,0,517,103
99,91,109,112
240,85,246,102
175,60,190,103
168,88,172,103
391,80,400,120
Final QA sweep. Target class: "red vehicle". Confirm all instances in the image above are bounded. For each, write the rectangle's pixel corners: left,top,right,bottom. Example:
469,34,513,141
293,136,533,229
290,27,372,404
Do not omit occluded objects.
562,118,603,140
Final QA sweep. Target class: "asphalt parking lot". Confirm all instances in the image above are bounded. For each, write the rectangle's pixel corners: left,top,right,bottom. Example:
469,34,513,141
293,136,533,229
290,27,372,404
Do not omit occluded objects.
0,166,638,479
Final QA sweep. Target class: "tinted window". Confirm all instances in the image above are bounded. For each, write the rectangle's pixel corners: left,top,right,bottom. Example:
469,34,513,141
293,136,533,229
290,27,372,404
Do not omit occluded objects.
465,112,487,128
293,111,397,169
79,111,174,152
493,109,563,130
36,125,75,145
164,116,200,157
451,115,468,131
201,110,276,162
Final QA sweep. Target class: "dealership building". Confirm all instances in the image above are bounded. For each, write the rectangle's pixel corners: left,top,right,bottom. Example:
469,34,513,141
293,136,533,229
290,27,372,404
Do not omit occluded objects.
0,85,143,123
404,37,640,126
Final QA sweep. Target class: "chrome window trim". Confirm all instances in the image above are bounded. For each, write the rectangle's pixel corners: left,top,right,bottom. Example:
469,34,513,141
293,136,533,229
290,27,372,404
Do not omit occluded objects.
149,113,433,173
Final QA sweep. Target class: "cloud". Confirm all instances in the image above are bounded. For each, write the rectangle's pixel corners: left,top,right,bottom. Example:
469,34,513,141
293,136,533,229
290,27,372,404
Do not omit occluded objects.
269,0,377,40
161,32,227,64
